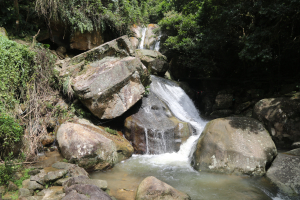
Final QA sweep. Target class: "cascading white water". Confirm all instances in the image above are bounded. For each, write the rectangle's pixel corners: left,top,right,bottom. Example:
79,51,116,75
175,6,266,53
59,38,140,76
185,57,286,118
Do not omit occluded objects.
154,33,162,51
137,75,207,163
144,128,149,154
90,76,290,200
138,27,147,49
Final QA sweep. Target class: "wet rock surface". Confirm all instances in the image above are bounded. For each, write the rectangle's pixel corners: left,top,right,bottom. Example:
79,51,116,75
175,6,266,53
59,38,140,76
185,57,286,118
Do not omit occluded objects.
135,176,191,200
191,117,277,176
266,153,300,195
125,77,192,154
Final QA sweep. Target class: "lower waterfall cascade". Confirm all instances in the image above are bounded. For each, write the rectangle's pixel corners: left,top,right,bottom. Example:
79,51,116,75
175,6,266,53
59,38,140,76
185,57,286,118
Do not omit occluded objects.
90,76,295,200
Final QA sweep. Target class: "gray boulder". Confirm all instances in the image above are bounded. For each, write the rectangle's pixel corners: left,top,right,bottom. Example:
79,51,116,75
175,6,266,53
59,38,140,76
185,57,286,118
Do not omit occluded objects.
63,184,112,200
253,98,300,148
266,153,300,195
56,119,133,170
191,117,277,176
135,49,168,76
135,176,190,200
63,176,107,191
57,35,150,120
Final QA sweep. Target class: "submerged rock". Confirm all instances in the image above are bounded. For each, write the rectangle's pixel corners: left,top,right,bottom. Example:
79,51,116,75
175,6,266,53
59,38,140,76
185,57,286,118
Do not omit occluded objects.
266,153,300,195
191,117,277,176
135,49,168,76
253,98,300,148
135,176,191,200
56,119,133,171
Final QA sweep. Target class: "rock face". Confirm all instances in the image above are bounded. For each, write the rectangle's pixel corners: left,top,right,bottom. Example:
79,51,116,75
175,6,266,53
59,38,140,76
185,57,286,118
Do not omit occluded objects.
70,30,105,51
130,24,143,49
125,76,192,154
135,49,168,76
56,119,134,170
57,35,151,119
0,27,8,38
253,98,300,148
191,117,277,176
135,176,191,200
143,24,159,50
266,153,300,195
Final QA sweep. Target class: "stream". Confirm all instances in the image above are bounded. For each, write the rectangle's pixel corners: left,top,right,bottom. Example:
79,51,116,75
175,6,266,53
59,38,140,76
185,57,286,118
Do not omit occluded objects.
90,76,297,200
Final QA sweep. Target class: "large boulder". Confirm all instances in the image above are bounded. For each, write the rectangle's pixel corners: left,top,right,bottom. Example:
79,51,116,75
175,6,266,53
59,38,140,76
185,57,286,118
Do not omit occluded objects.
135,176,190,200
57,36,151,119
253,98,300,148
124,84,192,154
56,119,134,171
191,117,277,176
266,153,300,195
0,27,8,38
135,49,168,76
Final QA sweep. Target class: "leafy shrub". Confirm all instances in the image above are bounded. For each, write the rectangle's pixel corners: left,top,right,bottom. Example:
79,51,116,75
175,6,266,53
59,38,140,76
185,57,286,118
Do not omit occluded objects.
0,112,23,159
0,34,36,109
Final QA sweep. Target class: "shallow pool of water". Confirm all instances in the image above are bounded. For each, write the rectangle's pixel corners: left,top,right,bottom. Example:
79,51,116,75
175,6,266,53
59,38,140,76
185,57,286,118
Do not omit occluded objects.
90,154,297,200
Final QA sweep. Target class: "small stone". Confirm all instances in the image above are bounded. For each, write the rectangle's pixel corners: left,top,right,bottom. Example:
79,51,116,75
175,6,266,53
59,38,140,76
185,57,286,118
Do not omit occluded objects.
63,176,107,191
27,181,44,190
44,169,68,182
36,190,45,196
30,170,47,185
7,181,18,191
28,169,41,176
292,142,300,149
19,188,32,197
52,162,72,170
55,177,71,186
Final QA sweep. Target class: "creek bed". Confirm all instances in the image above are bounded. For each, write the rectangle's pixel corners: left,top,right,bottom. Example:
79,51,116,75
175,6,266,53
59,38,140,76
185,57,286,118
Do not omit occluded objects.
90,154,296,200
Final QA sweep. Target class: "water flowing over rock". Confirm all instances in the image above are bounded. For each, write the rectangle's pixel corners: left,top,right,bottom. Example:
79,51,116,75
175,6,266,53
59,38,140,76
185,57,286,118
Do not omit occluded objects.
124,83,192,154
57,35,151,119
135,176,191,200
56,119,133,171
125,75,206,155
253,98,300,148
130,24,161,51
266,153,300,195
191,117,277,176
135,49,169,76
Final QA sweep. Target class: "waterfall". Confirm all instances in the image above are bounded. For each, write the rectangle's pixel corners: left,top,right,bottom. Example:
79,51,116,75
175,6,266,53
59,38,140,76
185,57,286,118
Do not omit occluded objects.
154,33,162,51
138,27,147,49
144,128,149,154
150,75,206,158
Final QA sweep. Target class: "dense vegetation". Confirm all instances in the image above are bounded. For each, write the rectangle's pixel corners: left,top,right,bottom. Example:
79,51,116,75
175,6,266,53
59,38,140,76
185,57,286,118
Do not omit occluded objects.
158,0,300,84
0,0,299,164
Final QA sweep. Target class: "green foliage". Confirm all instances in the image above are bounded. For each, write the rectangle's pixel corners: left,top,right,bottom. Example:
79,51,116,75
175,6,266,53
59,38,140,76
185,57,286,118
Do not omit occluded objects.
159,0,300,81
35,0,150,35
0,34,36,108
14,168,32,187
0,113,23,159
70,101,92,119
0,153,15,186
144,86,150,96
105,127,118,135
